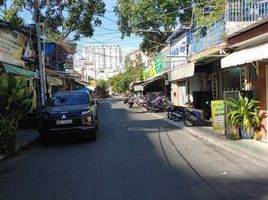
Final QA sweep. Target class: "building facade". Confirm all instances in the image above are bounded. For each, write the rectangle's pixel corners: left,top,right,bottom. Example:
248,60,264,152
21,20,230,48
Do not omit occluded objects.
82,44,123,80
125,48,150,68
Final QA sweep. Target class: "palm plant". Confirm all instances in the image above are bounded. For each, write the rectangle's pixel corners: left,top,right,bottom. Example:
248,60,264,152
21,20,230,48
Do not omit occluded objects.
0,72,33,155
225,94,260,139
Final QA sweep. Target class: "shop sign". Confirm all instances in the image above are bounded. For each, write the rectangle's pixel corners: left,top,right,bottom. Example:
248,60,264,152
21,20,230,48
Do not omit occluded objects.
154,57,163,74
143,62,154,80
170,37,187,56
0,29,26,66
170,36,187,69
143,55,165,80
211,100,225,131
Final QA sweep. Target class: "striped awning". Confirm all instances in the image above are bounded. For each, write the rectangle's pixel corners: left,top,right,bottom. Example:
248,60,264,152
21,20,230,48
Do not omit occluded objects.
221,43,268,68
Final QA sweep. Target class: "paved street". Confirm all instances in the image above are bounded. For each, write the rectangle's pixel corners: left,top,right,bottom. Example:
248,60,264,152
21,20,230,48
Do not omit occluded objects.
1,98,268,200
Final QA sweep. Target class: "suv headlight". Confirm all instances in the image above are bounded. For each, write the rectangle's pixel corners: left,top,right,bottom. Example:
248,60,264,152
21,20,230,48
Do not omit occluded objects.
81,110,92,116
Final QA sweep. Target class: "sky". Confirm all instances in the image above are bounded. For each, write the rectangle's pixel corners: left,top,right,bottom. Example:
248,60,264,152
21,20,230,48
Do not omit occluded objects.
75,0,143,57
18,0,142,58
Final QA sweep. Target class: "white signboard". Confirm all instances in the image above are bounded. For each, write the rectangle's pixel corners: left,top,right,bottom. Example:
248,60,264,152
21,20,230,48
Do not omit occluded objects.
0,29,26,66
170,36,187,69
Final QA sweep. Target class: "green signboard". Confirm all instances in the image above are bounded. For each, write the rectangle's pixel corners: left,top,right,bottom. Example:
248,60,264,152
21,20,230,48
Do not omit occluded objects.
154,57,163,74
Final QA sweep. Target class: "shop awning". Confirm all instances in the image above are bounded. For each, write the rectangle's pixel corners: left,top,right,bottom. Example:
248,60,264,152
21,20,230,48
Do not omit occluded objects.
47,75,63,86
141,75,164,87
3,63,37,78
169,62,195,81
74,79,89,86
221,43,268,68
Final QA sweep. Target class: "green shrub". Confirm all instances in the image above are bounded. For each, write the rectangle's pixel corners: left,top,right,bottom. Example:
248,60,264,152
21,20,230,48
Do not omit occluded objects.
0,115,18,155
225,130,240,140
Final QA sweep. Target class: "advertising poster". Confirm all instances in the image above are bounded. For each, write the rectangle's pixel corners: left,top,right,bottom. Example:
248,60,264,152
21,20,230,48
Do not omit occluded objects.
211,100,225,131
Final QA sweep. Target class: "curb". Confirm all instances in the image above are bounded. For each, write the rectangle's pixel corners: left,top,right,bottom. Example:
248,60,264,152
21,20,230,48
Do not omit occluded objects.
0,129,40,162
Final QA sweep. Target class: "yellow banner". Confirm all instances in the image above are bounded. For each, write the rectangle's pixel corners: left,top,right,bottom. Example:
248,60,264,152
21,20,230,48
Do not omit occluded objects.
0,29,26,66
89,80,96,87
211,100,225,131
149,62,155,77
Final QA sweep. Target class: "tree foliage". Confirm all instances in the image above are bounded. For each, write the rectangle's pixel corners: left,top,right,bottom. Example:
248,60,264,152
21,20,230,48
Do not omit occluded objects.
0,0,24,25
194,0,225,27
0,0,106,41
108,55,145,93
98,79,108,91
114,0,192,54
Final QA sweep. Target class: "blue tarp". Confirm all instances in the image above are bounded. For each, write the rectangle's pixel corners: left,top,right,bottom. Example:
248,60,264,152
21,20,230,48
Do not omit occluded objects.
41,43,55,57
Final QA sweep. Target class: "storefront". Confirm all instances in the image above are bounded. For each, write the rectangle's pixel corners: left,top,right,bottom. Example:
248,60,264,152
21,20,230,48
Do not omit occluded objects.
142,48,170,97
169,62,195,106
221,43,266,139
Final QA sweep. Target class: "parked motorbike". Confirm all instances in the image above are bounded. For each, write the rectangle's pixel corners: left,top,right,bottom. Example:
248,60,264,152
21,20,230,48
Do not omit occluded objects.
167,106,186,122
123,98,129,104
147,96,170,112
128,97,134,108
183,108,211,127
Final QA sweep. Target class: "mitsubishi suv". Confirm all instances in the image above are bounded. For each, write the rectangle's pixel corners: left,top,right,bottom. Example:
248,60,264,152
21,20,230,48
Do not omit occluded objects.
38,90,98,143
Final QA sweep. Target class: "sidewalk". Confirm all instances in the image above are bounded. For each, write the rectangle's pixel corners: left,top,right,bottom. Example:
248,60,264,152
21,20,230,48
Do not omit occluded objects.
17,129,40,148
0,129,39,161
150,111,268,167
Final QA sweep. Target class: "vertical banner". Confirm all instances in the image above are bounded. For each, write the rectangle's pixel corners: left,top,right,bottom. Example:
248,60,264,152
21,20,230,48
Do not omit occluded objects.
211,100,225,131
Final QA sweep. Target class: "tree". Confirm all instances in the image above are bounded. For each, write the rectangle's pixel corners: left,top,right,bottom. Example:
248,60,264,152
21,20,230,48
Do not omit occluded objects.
193,0,225,28
98,79,107,89
114,0,192,54
108,55,146,93
0,0,24,25
0,0,106,41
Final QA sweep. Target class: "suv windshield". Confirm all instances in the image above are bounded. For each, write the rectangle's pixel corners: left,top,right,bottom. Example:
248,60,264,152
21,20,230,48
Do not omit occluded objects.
49,93,90,106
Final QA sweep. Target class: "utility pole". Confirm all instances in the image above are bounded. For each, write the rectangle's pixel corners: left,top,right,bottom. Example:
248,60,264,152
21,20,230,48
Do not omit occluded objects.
34,0,46,107
94,64,97,97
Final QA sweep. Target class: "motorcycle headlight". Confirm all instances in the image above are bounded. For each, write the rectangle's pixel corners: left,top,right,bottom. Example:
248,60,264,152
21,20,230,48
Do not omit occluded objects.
81,110,92,116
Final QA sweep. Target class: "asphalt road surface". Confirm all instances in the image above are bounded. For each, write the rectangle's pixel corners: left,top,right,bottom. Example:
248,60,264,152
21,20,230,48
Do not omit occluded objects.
0,98,268,200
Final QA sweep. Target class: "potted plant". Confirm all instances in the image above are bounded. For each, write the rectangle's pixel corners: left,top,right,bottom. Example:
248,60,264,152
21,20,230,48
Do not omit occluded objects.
225,94,260,139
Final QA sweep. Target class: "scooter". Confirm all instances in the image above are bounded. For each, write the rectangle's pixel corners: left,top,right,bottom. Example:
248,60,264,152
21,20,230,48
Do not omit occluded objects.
183,108,211,127
123,98,129,104
128,97,134,108
167,106,186,122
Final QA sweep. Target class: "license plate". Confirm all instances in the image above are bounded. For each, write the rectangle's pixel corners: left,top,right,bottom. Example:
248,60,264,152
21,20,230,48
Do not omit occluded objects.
56,119,73,125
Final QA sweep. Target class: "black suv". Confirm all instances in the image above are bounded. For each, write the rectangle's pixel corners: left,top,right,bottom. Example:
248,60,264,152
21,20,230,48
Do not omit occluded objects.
38,90,98,143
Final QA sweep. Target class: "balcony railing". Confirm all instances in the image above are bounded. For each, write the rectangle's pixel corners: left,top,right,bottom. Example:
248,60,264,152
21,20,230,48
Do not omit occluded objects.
226,0,268,22
189,19,225,55
225,0,268,35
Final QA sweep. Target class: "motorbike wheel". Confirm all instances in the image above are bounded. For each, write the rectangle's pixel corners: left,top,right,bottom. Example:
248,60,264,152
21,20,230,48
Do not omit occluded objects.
184,116,195,127
173,115,182,122
167,112,173,120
